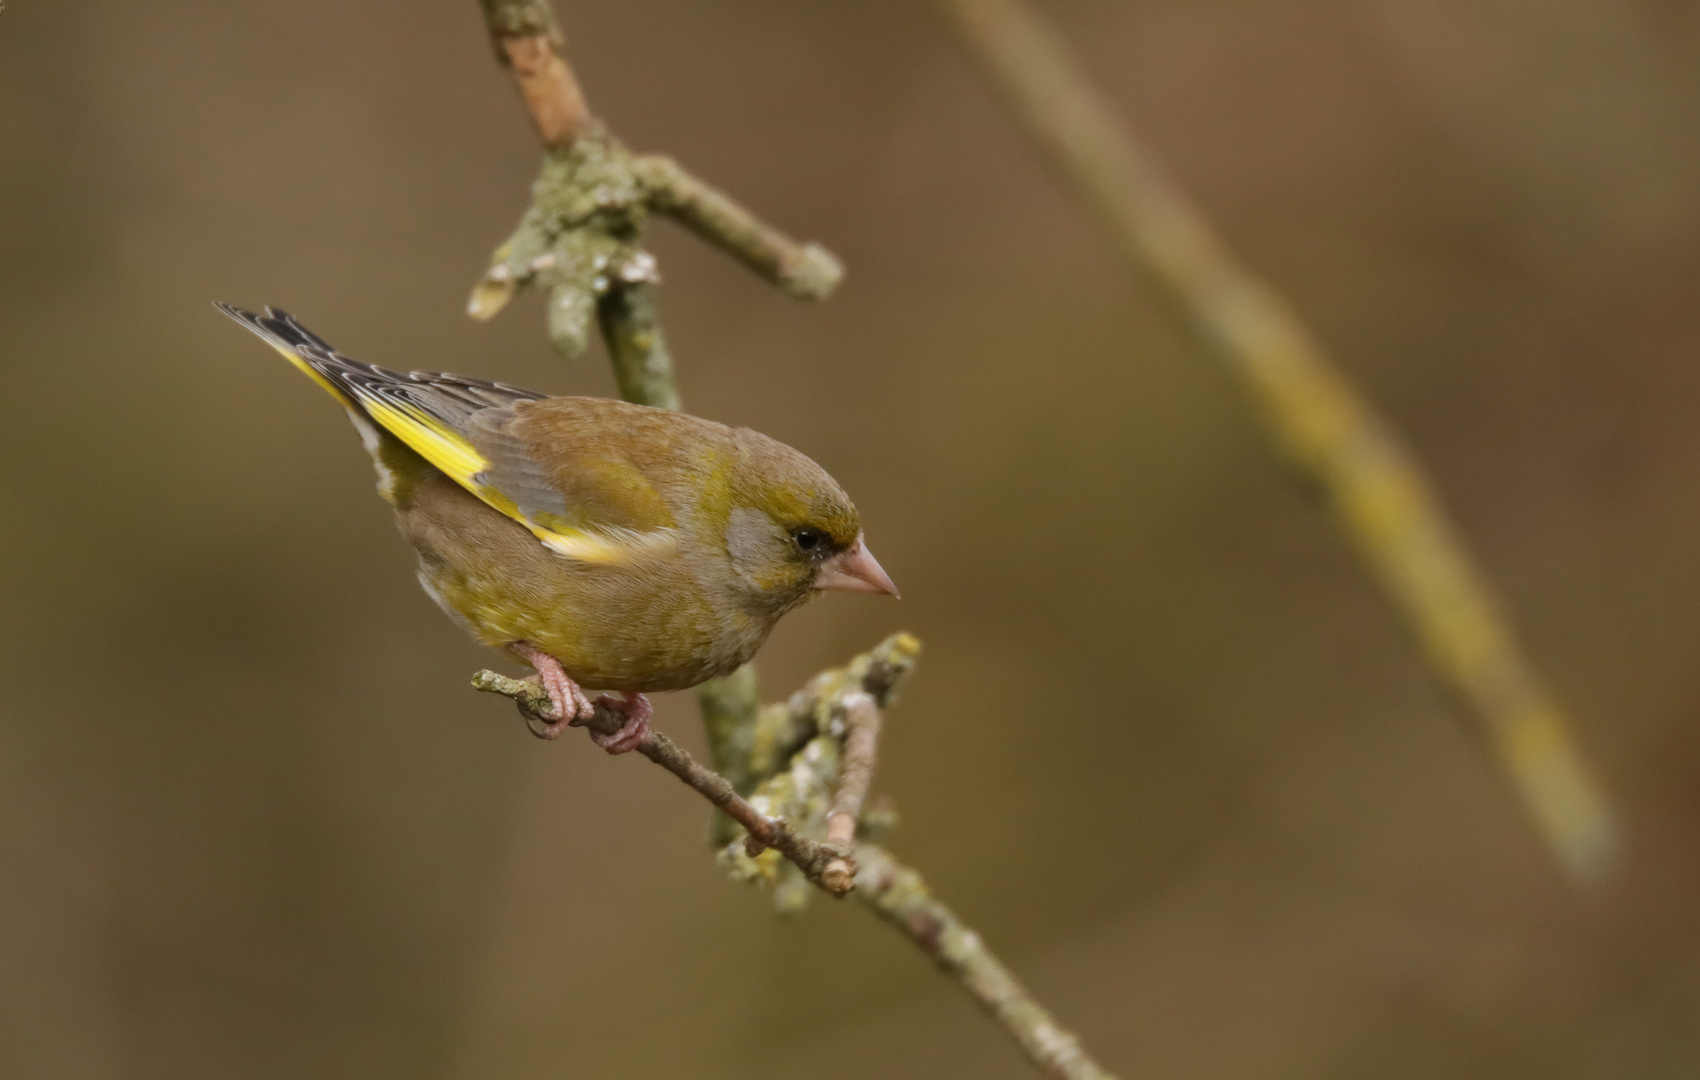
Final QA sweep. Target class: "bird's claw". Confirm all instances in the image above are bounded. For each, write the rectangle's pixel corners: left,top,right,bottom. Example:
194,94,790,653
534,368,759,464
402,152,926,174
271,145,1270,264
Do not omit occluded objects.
524,710,568,740
510,641,596,740
589,691,653,755
524,680,595,740
506,642,648,751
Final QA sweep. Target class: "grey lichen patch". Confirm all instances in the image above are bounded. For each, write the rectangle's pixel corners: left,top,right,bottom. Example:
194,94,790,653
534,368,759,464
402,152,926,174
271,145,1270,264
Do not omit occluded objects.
478,0,563,43
472,129,655,357
597,282,680,412
746,631,921,784
717,734,842,914
713,634,919,912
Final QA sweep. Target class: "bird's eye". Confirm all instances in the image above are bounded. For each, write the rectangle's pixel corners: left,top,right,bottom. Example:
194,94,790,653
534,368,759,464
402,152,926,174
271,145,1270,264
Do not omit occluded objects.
792,528,823,553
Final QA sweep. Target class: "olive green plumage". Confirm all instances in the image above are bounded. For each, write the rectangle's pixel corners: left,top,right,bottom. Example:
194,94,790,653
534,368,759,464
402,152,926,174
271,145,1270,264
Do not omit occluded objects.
402,397,858,689
219,304,893,695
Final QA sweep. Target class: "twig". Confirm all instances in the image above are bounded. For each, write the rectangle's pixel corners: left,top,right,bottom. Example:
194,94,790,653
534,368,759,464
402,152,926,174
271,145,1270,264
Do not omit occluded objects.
705,632,918,852
709,661,1120,1080
855,844,1116,1080
475,0,593,150
940,0,1617,882
819,692,882,890
470,670,856,895
709,644,1122,1079
634,154,844,300
827,691,882,846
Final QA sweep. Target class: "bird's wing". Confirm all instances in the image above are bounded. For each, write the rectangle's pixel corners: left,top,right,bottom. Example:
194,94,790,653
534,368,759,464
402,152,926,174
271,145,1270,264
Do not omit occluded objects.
218,304,677,564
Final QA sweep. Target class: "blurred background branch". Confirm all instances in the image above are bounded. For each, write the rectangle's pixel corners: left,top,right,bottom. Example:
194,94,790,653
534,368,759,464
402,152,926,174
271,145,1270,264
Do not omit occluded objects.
466,3,1123,1077
939,0,1618,883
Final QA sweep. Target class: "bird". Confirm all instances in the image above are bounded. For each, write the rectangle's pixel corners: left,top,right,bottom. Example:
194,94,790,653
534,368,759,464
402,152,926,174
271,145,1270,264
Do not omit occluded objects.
218,304,898,753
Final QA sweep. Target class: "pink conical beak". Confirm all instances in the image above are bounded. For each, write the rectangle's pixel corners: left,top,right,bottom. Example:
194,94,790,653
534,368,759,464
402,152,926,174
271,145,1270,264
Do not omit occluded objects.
816,535,900,597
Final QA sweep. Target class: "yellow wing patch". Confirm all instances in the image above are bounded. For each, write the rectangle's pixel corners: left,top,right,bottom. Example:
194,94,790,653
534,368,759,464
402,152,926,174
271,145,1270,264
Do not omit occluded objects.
225,302,673,565
344,389,650,564
358,397,487,487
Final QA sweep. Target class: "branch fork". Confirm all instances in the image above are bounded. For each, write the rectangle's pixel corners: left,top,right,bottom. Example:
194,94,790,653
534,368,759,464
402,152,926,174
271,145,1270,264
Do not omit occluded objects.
469,133,843,358
473,2,842,359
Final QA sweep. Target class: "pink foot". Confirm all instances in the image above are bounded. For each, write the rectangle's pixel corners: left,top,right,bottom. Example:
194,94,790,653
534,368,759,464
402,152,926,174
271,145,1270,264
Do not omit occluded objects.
590,691,653,755
508,641,594,740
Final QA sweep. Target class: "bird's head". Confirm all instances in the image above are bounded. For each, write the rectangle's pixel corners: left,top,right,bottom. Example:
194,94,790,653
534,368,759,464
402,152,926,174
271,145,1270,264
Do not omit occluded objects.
720,430,898,613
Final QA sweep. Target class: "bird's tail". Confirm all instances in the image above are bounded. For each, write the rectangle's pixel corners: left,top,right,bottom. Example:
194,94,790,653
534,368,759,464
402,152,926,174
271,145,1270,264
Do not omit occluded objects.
214,303,363,410
217,302,446,504
216,303,549,520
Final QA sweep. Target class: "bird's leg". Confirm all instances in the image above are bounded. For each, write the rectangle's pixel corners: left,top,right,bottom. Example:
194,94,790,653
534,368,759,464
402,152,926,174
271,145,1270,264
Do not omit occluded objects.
590,691,653,755
508,641,594,740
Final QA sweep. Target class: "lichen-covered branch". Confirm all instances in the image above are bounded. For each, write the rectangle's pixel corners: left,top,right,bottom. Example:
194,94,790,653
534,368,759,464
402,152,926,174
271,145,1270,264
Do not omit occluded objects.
697,663,763,786
741,630,922,790
467,136,844,357
940,0,1617,882
467,5,1123,1076
702,632,919,853
471,669,856,895
714,635,921,898
466,9,842,359
855,844,1116,1080
596,281,681,411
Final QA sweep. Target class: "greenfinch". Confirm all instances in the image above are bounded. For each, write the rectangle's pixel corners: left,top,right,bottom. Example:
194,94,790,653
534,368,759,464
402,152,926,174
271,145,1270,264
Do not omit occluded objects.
218,304,897,751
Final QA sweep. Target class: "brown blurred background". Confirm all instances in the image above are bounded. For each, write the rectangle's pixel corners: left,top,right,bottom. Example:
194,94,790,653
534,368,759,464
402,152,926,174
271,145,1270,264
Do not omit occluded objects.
5,1,1700,1076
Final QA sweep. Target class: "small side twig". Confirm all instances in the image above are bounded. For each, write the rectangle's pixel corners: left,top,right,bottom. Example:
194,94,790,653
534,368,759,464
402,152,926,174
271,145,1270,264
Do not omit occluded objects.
634,155,843,300
827,690,882,845
471,670,856,895
940,0,1617,882
855,844,1116,1080
819,691,882,891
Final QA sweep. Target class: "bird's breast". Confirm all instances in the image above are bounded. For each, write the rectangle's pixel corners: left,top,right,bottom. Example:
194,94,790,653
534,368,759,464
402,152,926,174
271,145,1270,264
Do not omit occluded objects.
401,475,773,692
